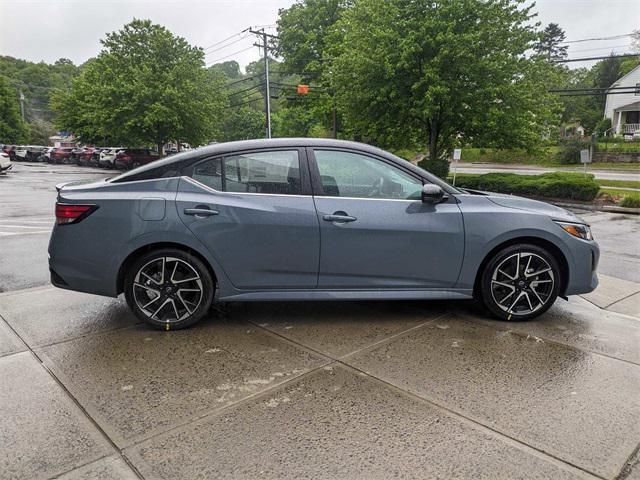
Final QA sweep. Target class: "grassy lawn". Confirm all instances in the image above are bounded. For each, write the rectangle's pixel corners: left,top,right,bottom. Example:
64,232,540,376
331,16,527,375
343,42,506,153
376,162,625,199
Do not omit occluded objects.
397,147,640,171
596,179,640,189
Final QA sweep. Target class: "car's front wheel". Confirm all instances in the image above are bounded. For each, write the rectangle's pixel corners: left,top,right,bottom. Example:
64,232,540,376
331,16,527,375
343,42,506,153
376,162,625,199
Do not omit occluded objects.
480,244,560,321
124,249,214,330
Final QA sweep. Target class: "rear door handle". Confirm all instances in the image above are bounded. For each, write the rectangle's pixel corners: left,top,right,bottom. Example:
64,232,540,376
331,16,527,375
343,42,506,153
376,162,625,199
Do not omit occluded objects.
323,212,357,223
184,208,219,217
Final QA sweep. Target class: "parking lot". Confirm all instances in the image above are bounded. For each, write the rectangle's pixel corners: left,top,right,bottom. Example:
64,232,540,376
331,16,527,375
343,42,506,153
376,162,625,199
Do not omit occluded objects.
1,161,639,479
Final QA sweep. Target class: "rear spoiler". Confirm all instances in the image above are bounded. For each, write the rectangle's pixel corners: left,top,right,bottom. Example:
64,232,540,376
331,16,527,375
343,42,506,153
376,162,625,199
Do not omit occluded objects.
55,181,73,193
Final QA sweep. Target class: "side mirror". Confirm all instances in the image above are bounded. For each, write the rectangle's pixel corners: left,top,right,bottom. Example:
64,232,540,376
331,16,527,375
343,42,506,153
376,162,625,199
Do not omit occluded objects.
421,184,447,204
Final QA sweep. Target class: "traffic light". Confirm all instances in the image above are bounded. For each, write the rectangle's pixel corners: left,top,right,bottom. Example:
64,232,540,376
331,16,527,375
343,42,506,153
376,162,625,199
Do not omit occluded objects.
297,84,310,95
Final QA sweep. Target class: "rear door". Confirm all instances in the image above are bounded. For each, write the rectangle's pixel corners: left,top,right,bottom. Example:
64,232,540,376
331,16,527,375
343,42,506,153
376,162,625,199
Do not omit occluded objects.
309,148,465,289
176,148,320,289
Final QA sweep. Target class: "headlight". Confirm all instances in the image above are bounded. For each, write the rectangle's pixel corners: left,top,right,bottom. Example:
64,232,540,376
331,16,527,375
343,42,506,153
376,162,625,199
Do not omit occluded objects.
555,221,593,240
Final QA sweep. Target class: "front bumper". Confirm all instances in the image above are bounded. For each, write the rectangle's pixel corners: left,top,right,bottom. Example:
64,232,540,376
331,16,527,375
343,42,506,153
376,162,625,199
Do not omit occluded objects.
563,237,599,296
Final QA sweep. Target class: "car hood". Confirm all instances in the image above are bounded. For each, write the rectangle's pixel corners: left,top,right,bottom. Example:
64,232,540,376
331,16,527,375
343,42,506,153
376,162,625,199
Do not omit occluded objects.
465,189,586,224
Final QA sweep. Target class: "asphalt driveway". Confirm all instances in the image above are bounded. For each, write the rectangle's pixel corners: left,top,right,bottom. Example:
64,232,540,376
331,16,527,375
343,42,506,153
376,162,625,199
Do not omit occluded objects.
0,162,639,479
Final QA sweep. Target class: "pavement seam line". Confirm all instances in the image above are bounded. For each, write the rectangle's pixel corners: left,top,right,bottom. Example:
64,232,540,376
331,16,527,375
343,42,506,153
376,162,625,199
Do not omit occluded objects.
335,361,605,480
604,290,640,309
616,440,640,480
122,361,336,451
0,312,145,480
248,312,604,479
458,311,640,367
246,310,447,363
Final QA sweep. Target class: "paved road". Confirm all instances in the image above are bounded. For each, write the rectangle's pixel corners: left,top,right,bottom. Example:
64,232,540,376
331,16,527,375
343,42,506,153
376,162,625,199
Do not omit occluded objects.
1,161,639,480
453,163,640,181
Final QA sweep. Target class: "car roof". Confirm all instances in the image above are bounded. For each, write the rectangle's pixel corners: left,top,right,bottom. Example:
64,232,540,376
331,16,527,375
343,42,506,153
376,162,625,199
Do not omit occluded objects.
110,138,458,193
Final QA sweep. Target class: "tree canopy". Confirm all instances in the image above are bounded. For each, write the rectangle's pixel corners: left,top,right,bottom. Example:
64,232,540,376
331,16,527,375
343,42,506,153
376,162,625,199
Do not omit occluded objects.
534,23,568,61
326,0,560,177
0,75,28,143
52,19,226,152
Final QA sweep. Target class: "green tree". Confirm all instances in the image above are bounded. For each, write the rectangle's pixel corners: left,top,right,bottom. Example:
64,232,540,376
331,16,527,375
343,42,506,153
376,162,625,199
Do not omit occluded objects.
219,107,265,141
0,75,28,143
534,23,568,61
52,20,226,153
328,0,559,178
275,0,348,138
209,60,242,80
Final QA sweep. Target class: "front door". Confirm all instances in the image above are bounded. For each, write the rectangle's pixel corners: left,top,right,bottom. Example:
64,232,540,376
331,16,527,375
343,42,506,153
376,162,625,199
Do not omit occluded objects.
176,149,319,289
310,149,464,289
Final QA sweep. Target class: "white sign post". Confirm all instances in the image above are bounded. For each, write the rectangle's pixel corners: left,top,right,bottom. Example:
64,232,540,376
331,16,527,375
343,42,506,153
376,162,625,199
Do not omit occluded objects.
580,148,591,177
452,148,462,186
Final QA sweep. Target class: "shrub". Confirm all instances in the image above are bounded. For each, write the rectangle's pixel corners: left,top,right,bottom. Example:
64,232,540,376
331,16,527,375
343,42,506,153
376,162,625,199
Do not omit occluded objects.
418,157,449,180
594,117,612,136
556,138,591,165
454,172,599,201
620,193,640,208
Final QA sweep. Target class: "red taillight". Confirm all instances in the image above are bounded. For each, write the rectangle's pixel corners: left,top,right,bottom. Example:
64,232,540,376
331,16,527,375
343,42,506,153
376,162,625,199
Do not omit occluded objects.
55,203,97,225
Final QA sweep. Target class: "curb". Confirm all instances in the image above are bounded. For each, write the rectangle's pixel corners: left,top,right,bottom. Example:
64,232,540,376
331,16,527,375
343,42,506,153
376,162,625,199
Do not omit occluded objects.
551,202,640,215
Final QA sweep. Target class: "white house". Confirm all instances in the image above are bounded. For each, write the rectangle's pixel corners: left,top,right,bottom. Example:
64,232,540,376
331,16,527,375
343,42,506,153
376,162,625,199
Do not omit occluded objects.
604,64,640,137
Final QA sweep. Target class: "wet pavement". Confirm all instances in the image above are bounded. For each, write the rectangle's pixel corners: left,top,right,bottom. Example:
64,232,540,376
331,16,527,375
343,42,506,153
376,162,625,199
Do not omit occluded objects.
1,162,639,479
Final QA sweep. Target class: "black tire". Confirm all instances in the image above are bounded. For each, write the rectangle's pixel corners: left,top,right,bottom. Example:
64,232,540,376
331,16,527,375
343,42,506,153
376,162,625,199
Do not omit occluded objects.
124,248,214,330
479,243,560,321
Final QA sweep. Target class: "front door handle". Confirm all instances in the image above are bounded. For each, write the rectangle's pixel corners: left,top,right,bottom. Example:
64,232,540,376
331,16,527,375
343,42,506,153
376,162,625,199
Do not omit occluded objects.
323,211,357,223
184,207,219,217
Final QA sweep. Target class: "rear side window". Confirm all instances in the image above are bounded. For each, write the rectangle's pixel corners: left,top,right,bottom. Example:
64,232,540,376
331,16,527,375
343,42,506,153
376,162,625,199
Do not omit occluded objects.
191,150,301,195
193,158,223,191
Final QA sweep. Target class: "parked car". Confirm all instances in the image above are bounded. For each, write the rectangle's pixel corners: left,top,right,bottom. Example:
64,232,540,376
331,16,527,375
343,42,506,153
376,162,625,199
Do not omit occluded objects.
49,139,599,331
1,144,16,161
0,152,11,173
75,147,97,166
89,148,104,167
14,145,46,161
39,147,56,162
51,147,75,164
14,145,28,161
114,148,160,169
99,148,123,168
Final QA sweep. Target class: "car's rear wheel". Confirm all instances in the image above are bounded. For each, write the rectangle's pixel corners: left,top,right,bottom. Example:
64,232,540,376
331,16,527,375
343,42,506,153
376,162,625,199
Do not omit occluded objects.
124,249,214,330
480,244,560,321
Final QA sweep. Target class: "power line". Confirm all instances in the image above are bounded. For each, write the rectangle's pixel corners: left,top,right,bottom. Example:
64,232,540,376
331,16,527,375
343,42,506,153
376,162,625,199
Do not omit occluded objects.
570,44,632,54
553,53,639,63
204,34,251,56
558,91,639,97
228,83,265,96
202,28,250,51
561,33,635,44
224,74,261,87
549,86,639,93
227,96,263,108
206,45,257,65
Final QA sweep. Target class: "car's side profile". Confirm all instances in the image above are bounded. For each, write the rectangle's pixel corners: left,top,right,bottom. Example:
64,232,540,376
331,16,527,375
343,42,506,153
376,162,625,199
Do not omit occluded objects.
49,139,599,330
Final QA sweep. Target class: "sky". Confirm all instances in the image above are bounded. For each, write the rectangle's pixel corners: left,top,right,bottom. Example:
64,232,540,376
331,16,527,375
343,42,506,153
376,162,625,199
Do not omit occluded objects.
0,0,639,71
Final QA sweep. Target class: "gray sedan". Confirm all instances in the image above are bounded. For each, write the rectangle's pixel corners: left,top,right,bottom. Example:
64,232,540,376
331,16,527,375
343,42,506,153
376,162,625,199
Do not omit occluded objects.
48,139,599,330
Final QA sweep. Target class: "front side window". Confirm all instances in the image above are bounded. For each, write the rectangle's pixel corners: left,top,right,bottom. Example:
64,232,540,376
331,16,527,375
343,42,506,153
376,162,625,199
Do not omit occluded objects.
191,150,301,195
314,150,422,200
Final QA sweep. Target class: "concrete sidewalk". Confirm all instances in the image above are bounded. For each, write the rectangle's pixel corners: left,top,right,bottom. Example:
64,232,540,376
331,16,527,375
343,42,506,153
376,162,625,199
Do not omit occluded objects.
1,286,639,480
581,273,640,319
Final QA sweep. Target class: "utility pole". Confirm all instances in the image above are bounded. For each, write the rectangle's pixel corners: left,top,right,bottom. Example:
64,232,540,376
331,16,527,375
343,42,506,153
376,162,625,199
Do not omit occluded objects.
250,28,276,139
19,91,25,121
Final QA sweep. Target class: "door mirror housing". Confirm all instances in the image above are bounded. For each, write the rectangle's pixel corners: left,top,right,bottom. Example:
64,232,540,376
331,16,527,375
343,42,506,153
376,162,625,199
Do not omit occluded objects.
421,184,447,204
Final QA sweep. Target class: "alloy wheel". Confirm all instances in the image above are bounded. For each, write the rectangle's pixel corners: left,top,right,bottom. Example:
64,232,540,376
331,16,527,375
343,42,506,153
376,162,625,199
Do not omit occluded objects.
133,256,204,324
490,252,555,316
